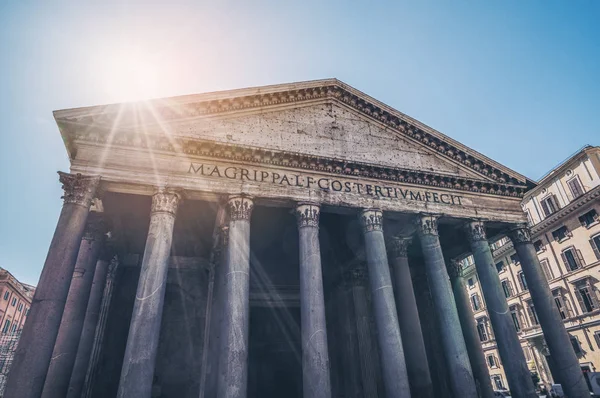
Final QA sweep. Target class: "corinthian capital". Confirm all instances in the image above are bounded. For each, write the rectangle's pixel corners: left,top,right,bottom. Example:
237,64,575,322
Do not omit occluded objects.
294,203,320,228
151,189,181,215
58,172,100,208
446,258,463,279
508,224,532,244
465,221,487,243
387,237,412,258
82,213,107,241
227,195,254,221
415,214,439,237
359,209,383,233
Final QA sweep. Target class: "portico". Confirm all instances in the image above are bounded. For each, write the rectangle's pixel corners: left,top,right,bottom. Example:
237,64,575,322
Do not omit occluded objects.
6,79,587,397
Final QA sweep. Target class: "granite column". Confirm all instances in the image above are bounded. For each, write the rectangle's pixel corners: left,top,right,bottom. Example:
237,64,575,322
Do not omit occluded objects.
66,249,112,398
4,172,100,398
359,209,410,398
117,189,181,397
295,203,332,398
466,221,537,397
509,225,590,398
387,236,434,398
447,258,495,398
415,214,478,398
42,213,107,398
217,195,253,398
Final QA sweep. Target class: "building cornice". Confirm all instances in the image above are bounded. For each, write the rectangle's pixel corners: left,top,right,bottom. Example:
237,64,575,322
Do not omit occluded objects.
55,79,533,192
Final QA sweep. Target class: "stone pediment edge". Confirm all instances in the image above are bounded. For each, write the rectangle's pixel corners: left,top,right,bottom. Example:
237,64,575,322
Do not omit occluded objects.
54,79,532,189
73,135,528,198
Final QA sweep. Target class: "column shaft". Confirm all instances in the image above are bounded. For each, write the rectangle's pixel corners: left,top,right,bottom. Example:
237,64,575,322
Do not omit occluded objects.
66,255,111,398
359,209,410,398
217,196,253,398
42,214,106,398
467,222,537,397
387,237,434,398
117,190,180,397
4,173,99,398
447,259,495,398
415,214,478,398
509,226,590,398
295,203,332,398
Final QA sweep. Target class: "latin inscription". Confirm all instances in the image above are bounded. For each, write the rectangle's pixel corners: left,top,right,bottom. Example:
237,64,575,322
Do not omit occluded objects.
188,163,463,205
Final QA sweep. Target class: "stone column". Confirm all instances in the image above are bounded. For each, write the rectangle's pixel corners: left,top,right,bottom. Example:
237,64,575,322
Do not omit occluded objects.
42,214,107,398
415,214,478,398
387,237,434,398
509,225,590,398
359,209,410,398
117,189,181,398
217,195,254,398
66,249,112,398
294,203,332,398
447,258,496,398
466,221,537,397
4,172,100,398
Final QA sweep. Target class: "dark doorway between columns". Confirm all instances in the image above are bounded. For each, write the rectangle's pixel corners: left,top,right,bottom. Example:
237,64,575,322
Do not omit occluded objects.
248,206,302,398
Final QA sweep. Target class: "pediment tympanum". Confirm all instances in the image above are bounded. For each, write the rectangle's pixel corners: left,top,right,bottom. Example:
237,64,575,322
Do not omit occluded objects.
54,79,533,223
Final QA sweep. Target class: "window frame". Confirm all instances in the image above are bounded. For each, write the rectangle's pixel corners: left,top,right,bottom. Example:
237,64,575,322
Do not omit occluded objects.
517,271,529,292
590,234,600,261
579,209,599,229
487,354,498,368
501,279,513,298
567,176,585,199
476,318,489,342
561,246,585,272
471,294,481,311
540,194,560,217
539,258,554,281
510,305,521,332
552,225,571,242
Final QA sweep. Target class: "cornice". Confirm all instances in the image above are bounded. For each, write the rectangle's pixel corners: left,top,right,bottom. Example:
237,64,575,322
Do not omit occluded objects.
71,136,528,197
55,80,531,190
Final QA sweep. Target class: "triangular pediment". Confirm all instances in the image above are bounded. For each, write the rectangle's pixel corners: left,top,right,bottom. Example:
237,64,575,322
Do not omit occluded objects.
54,78,533,194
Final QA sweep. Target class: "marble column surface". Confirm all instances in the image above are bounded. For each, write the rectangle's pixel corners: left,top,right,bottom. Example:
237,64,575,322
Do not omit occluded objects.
4,172,99,398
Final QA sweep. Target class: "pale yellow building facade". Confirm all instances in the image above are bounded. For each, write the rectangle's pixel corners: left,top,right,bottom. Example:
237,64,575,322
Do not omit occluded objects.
0,268,34,335
463,145,600,390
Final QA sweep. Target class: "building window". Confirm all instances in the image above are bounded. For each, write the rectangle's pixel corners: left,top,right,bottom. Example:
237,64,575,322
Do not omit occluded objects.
570,335,582,355
561,247,584,271
477,319,489,342
467,278,475,288
552,226,571,242
591,234,600,260
579,209,598,228
534,239,545,253
2,291,8,300
554,296,569,319
2,320,10,334
574,282,599,313
491,375,505,390
471,294,481,311
526,209,534,226
510,253,520,265
501,280,513,298
594,331,600,349
11,298,16,307
487,355,498,368
526,302,540,326
495,261,505,273
524,346,532,361
10,324,16,333
17,303,23,312
568,177,584,199
25,308,29,316
518,272,528,292
541,195,560,217
540,259,553,281
510,306,521,332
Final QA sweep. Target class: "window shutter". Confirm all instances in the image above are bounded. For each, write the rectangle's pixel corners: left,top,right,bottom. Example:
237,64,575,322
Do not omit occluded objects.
594,212,600,222
552,194,561,210
541,200,551,217
518,275,524,291
564,296,574,318
575,289,587,313
591,286,600,309
576,249,586,268
526,305,536,326
561,252,569,270
580,216,588,228
590,239,600,260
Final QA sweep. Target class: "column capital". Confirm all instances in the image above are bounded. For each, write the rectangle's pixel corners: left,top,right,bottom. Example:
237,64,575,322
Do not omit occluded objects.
387,236,412,258
507,224,532,244
359,208,383,233
82,213,107,242
342,266,369,287
464,220,487,243
446,258,463,279
151,189,181,215
294,202,320,228
58,172,100,209
415,214,439,237
227,195,254,221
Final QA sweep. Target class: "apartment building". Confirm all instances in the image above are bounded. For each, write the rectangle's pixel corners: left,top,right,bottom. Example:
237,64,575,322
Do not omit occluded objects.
0,268,35,335
463,145,600,390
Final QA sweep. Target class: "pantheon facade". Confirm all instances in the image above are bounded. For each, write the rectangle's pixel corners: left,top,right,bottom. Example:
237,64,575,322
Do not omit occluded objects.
4,80,591,398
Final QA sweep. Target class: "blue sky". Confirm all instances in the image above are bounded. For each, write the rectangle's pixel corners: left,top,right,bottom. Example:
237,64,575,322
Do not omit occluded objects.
0,0,598,285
